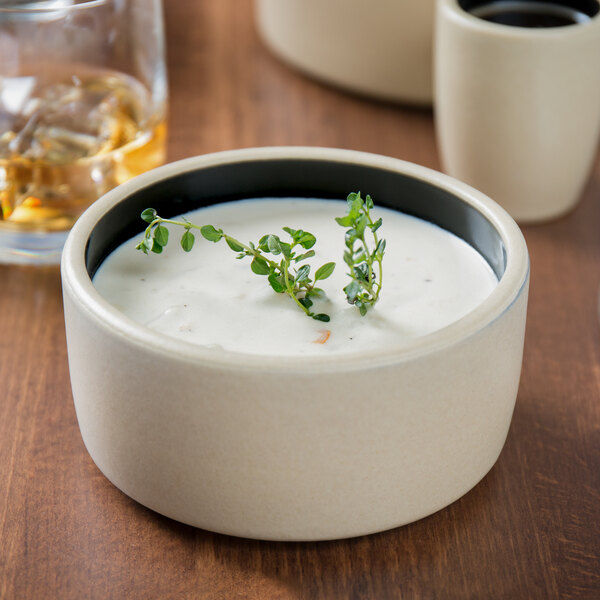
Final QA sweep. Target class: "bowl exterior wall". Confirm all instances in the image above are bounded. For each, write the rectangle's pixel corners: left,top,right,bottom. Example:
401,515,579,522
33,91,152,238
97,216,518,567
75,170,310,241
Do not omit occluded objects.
63,274,528,541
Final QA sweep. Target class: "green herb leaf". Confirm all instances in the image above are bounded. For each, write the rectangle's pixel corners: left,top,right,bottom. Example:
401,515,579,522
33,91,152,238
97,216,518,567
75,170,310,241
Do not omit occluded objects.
251,256,270,275
313,313,330,322
349,193,363,213
154,225,169,247
268,271,285,293
226,237,244,252
370,217,382,232
354,263,369,282
307,287,325,298
299,296,313,309
279,241,292,259
267,234,282,255
295,264,310,283
200,225,223,242
151,240,163,254
344,280,361,303
335,215,354,227
141,208,157,223
345,229,358,244
353,249,366,262
296,232,316,249
258,235,270,252
355,215,367,237
314,262,336,281
295,250,316,262
180,230,195,252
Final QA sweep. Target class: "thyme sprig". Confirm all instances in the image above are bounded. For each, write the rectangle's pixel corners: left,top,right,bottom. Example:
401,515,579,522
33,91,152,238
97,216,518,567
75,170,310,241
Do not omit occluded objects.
136,208,335,322
335,192,385,316
135,193,385,322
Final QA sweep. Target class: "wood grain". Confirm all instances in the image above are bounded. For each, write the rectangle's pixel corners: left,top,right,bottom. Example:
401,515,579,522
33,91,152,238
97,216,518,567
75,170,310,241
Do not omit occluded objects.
1,1,599,598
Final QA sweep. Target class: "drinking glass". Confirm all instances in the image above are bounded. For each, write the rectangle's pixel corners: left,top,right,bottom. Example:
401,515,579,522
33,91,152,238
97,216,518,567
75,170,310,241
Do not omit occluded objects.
0,0,167,264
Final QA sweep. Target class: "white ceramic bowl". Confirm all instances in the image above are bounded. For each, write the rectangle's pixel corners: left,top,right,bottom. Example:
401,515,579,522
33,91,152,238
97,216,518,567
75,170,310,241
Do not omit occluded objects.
255,0,435,105
61,147,529,541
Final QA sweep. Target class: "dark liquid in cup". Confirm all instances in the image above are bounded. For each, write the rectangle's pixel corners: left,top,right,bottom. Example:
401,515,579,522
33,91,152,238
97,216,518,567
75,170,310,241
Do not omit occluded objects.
467,1,594,27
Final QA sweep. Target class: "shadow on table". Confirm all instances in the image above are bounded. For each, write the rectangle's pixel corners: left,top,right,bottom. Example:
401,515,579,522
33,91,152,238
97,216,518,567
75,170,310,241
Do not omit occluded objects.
129,465,502,598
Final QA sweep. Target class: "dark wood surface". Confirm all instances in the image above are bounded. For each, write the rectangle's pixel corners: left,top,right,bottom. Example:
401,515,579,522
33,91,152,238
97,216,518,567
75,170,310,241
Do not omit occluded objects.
1,1,599,598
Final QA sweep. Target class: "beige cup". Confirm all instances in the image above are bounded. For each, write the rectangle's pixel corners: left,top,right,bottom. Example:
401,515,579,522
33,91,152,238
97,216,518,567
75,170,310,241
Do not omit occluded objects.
435,0,600,223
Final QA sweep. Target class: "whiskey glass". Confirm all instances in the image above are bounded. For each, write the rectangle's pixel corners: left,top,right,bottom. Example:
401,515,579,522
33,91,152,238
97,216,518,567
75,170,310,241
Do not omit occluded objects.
0,0,167,264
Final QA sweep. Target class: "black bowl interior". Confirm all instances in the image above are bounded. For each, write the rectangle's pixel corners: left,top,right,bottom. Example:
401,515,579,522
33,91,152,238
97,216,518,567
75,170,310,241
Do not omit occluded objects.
86,159,507,280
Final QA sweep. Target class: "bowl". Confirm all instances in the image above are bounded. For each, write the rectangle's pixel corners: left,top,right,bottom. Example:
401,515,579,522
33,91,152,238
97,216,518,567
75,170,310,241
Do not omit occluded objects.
61,147,529,541
255,0,435,105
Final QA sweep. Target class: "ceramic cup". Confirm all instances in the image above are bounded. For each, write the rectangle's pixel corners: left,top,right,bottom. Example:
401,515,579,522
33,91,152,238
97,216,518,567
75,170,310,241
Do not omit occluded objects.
61,147,529,541
435,0,600,223
255,0,435,105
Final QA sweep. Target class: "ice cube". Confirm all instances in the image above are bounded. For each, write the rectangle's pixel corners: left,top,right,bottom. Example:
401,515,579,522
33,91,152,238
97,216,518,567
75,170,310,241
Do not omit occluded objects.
0,76,36,114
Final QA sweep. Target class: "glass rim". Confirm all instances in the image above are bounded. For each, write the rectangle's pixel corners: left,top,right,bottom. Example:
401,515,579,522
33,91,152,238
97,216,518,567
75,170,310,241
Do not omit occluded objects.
0,0,109,14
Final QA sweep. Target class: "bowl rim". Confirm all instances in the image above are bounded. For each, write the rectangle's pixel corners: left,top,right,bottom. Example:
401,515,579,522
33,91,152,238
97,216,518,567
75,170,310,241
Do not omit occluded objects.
61,146,529,372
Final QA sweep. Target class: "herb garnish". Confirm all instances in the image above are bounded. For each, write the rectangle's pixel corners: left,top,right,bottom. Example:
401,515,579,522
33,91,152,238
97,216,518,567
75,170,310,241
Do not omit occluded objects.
336,192,385,316
136,192,385,321
136,208,335,322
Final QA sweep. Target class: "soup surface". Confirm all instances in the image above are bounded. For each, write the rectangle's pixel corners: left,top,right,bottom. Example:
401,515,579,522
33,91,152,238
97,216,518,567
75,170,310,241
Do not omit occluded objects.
93,198,498,356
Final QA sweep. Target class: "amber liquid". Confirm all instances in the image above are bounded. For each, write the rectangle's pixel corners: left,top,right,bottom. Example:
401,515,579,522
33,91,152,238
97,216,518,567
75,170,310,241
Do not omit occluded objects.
0,70,166,232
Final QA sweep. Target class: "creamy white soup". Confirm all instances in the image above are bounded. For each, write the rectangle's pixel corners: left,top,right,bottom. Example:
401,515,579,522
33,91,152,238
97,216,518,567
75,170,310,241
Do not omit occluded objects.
93,198,498,356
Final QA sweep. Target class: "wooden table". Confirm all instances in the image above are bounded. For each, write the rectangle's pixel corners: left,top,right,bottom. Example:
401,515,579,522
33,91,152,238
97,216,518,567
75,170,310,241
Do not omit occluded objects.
1,2,599,598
